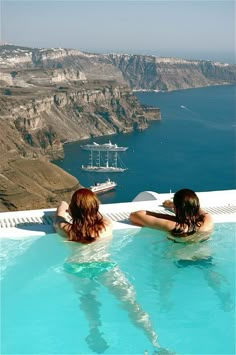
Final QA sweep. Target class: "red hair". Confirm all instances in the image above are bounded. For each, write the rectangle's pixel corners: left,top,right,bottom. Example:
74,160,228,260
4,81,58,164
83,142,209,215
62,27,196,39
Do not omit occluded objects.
68,188,106,243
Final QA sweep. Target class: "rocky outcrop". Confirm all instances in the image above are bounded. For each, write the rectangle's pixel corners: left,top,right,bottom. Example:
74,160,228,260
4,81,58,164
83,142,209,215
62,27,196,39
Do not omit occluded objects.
0,67,87,87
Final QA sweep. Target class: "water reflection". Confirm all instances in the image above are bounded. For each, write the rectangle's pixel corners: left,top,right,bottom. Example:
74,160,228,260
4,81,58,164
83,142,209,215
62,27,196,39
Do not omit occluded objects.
64,233,160,353
159,235,235,313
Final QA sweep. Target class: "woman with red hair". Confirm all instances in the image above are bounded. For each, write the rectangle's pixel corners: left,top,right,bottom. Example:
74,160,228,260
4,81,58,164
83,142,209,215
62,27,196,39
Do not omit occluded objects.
54,188,112,243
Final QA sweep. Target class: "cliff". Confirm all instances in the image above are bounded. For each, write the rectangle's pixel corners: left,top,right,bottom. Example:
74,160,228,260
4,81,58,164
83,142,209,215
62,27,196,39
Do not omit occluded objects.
0,79,155,211
1,45,235,91
107,54,236,91
0,82,153,162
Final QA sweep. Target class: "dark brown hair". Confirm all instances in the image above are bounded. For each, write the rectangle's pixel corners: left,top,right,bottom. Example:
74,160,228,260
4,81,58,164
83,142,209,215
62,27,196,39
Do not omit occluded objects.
68,188,106,243
172,189,205,236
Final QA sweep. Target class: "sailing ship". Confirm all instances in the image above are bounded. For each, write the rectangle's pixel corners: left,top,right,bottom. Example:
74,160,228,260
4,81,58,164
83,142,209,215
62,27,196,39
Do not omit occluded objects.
81,142,128,172
81,140,128,152
90,178,117,194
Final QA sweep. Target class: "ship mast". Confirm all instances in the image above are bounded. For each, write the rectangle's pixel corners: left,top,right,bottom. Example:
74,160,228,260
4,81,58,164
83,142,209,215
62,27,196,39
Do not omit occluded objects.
96,151,101,167
114,151,118,168
106,150,110,168
89,150,93,167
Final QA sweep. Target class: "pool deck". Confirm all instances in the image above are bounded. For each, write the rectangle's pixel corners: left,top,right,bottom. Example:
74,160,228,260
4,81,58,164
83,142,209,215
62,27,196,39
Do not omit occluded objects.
0,189,235,239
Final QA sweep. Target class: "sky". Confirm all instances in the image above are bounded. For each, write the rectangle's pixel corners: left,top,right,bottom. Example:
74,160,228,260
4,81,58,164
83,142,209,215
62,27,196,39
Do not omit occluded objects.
1,0,235,63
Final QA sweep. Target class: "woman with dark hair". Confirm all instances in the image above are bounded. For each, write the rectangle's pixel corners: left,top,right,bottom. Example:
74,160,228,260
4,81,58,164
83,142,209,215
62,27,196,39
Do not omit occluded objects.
54,188,112,243
130,189,214,242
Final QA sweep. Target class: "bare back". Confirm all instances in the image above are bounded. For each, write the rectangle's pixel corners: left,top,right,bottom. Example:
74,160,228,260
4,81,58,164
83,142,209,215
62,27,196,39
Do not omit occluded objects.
129,209,214,242
54,200,112,243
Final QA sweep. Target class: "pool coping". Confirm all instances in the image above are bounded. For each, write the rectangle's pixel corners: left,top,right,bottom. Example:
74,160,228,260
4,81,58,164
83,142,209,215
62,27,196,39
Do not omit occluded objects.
0,189,235,239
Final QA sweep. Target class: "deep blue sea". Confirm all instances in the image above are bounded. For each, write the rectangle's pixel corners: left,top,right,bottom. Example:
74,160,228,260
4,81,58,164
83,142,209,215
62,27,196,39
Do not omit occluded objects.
54,85,236,204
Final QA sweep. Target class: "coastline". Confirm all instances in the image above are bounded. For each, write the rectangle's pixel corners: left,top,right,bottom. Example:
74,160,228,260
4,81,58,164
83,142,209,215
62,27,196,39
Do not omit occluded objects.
132,83,235,94
59,83,235,151
55,84,235,205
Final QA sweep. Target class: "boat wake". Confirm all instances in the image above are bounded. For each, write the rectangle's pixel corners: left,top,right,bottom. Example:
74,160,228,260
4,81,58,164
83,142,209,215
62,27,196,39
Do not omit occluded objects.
180,105,192,112
180,105,196,114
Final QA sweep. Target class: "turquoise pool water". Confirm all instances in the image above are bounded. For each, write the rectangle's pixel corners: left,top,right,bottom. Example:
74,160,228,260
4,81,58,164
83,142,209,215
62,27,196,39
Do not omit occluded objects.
1,223,235,354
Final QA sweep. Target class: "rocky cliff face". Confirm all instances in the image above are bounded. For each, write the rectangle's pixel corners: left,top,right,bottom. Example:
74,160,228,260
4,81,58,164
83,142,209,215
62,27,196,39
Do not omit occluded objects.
0,45,125,84
0,83,151,162
1,45,235,91
0,67,87,87
1,45,163,164
0,81,153,210
107,54,236,91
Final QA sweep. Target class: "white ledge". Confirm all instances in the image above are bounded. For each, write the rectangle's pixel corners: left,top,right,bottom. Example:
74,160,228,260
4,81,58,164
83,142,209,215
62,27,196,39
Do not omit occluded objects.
0,189,235,239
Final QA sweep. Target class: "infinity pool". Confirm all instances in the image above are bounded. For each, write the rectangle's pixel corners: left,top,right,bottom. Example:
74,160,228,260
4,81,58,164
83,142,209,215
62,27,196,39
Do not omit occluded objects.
1,223,235,354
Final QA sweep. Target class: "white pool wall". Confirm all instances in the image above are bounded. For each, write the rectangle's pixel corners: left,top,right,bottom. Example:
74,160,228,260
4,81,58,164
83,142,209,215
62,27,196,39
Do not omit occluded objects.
0,189,235,239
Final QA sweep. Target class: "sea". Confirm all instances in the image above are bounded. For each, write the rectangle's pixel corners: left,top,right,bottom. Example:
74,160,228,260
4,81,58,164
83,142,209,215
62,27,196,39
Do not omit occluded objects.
54,85,236,205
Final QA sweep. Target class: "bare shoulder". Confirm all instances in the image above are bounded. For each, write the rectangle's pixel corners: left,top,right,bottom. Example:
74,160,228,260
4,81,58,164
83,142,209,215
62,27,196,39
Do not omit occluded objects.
100,215,113,239
54,200,71,237
201,210,214,232
54,219,71,239
103,215,112,226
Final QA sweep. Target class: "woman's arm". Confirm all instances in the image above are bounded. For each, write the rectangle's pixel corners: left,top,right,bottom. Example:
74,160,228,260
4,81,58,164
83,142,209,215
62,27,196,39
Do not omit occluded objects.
129,210,176,231
57,200,69,216
54,201,71,238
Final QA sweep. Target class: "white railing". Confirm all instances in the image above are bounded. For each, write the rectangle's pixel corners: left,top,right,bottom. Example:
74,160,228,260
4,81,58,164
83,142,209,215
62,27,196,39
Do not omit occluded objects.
0,190,235,238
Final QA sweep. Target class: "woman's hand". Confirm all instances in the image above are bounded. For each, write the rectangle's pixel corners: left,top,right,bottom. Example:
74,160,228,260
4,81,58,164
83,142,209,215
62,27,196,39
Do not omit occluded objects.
162,199,174,209
59,201,69,210
57,201,69,217
54,201,71,238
